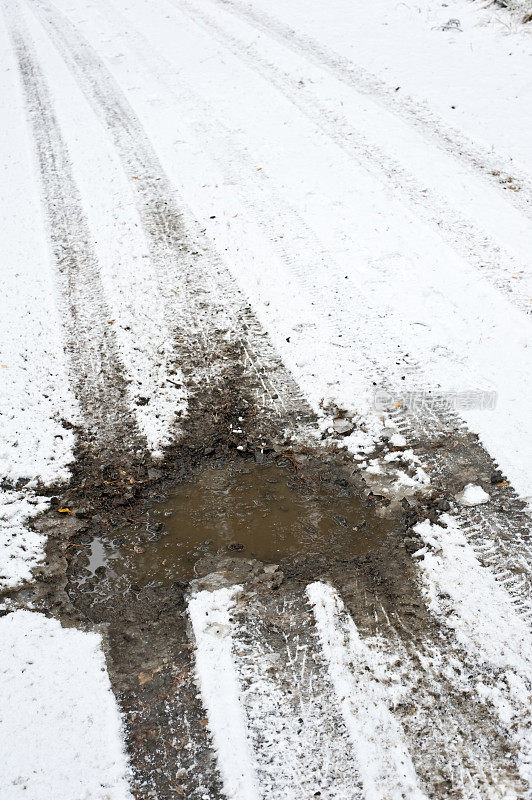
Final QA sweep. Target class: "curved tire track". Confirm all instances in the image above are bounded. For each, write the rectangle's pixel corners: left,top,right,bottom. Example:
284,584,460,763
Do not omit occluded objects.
212,0,532,218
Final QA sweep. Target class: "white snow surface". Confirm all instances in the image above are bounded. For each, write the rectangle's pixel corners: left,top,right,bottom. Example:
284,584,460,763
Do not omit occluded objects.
0,610,133,800
1,0,532,792
0,491,49,589
188,586,260,800
456,483,491,506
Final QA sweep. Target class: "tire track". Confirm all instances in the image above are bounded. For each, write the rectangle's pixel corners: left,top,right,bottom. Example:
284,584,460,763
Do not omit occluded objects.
389,405,532,623
188,576,529,799
326,572,530,799
229,587,364,799
174,0,532,314
28,0,313,435
2,1,142,461
54,0,427,408
212,0,532,218
56,0,532,620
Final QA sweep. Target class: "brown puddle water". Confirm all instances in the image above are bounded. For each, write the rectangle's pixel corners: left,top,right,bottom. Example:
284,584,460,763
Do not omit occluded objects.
83,459,396,592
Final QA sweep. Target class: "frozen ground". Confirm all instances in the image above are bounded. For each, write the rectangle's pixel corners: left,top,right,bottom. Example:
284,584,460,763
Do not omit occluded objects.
0,0,531,796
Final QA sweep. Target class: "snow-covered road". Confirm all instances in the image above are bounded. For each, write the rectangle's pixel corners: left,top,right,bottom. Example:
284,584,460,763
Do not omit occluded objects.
1,0,531,796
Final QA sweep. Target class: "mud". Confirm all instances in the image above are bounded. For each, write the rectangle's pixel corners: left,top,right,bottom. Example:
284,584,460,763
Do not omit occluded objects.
74,458,395,594
4,419,425,800
4,402,525,800
0,332,453,800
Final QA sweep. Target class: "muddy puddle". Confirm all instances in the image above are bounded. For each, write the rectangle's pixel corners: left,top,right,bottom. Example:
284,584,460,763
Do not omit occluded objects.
77,458,396,595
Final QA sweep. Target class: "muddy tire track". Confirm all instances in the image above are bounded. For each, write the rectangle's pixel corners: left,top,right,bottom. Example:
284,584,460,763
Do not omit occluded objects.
91,584,226,800
390,404,532,622
2,4,142,463
329,569,528,799
28,0,313,439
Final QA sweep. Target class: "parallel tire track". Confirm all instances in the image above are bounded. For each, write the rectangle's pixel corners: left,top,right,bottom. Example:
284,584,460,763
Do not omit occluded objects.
176,0,532,314
188,579,529,799
213,0,532,217
28,0,313,433
390,405,532,623
3,1,142,460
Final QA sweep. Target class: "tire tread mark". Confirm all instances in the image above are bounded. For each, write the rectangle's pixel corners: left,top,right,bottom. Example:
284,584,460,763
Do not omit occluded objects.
3,3,142,459
30,0,313,431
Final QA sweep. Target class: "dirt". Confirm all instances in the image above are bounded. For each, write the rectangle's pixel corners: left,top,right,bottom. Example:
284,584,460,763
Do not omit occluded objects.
0,357,431,799
2,350,526,800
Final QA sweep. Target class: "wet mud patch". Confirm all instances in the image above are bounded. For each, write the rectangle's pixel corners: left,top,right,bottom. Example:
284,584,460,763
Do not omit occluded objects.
74,457,396,596
18,443,413,800
0,357,433,800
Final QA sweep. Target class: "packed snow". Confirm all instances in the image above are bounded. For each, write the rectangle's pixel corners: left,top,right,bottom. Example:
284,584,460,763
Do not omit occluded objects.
307,582,427,800
456,483,491,506
188,586,260,800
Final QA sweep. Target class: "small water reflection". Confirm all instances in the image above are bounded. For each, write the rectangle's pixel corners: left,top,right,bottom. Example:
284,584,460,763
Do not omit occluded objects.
87,460,394,590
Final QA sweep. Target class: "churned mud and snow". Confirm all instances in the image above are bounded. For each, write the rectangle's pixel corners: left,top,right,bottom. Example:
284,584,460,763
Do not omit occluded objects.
1,0,531,796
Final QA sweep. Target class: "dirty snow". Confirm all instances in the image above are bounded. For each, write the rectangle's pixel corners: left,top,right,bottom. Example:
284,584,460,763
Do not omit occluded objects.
415,514,532,784
307,582,427,800
0,610,132,800
0,9,77,491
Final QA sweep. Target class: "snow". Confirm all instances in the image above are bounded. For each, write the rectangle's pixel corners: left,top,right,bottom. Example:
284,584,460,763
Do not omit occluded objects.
188,586,260,800
227,0,532,173
225,595,366,799
0,0,531,791
456,483,491,506
415,514,532,783
0,492,50,589
0,10,77,491
0,610,132,800
0,8,77,589
306,582,427,800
